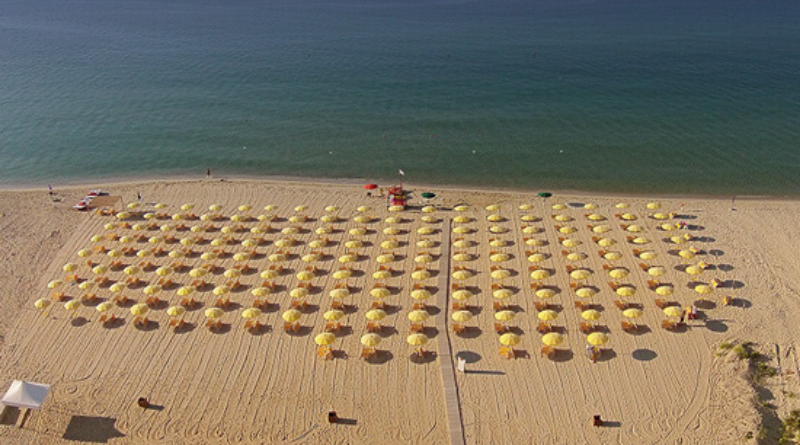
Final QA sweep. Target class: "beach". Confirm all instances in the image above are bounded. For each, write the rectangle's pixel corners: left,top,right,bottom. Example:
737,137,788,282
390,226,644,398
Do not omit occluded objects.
0,178,799,444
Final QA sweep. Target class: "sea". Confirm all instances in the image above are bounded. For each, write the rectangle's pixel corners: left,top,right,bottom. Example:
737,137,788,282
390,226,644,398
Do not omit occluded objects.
1,0,799,195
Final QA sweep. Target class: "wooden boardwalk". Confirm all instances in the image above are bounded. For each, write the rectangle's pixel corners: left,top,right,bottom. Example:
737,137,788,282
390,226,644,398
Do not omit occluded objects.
435,216,466,445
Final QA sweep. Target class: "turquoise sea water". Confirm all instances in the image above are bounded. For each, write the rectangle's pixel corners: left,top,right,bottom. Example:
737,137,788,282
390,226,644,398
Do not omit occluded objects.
1,0,799,195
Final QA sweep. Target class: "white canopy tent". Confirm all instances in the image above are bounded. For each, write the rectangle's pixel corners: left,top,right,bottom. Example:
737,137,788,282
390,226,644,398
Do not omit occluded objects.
2,380,50,410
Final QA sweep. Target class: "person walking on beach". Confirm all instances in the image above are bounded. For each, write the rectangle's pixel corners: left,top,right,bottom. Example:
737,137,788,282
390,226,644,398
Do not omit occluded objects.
136,192,142,202
206,168,211,178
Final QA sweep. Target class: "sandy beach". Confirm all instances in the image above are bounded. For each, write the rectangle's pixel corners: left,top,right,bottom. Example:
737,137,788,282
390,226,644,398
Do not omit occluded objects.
0,178,799,444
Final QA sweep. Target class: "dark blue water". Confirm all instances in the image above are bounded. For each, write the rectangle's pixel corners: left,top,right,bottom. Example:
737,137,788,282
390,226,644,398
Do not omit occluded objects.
1,0,799,194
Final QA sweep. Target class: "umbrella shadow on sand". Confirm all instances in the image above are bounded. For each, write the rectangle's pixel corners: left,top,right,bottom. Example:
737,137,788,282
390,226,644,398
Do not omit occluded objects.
63,416,125,443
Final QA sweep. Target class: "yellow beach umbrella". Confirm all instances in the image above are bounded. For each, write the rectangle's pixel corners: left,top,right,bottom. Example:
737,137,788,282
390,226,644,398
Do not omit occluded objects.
575,287,596,299
655,285,674,296
385,216,402,224
302,253,320,263
452,226,471,234
103,223,115,230
531,269,551,280
554,214,572,222
494,310,516,322
686,265,704,276
315,332,337,346
407,333,429,346
587,332,609,346
490,269,510,280
64,299,81,312
592,225,611,233
452,311,473,322
320,215,337,223
663,306,683,318
608,268,628,280
34,299,51,310
615,202,629,209
414,269,433,280
536,288,556,299
604,251,622,261
417,226,435,235
167,305,186,317
671,235,687,245
372,270,391,280
408,310,429,322
562,238,581,248
452,290,474,302
177,286,195,297
96,301,114,313
648,267,666,277
489,225,508,234
582,309,602,321
646,202,661,210
241,308,262,320
213,285,231,296
380,240,399,250
623,308,643,320
454,205,470,212
48,279,65,289
567,252,586,261
77,249,92,258
679,249,696,260
632,237,650,245
282,309,301,322
485,204,501,211
224,269,242,279
324,206,338,213
281,226,299,235
537,310,558,322
142,213,156,221
366,309,387,321
324,310,345,321
597,238,615,247
268,253,287,262
143,284,162,295
528,253,547,263
315,227,332,235
411,289,432,300
695,284,713,296
361,333,381,348
522,226,540,234
570,269,591,280
493,288,513,299
92,265,108,275
487,214,503,222
499,333,521,346
205,307,224,320
189,268,207,278
388,205,404,212
587,213,605,221
107,249,122,258
345,240,363,250
453,215,471,224
450,270,470,280
384,227,401,235
234,252,252,262
652,212,669,220
415,253,434,264
542,332,564,347
119,235,134,244
356,205,370,213
333,269,352,280
621,213,637,221
155,266,173,276
109,282,126,293
116,212,132,220
626,225,643,233
168,250,185,259
520,214,537,222
264,205,277,212
290,288,309,299
616,286,636,297
251,287,271,297
153,203,167,210
148,236,164,245
519,204,534,210
130,303,149,316
639,251,658,261
338,254,356,264
453,253,472,262
490,239,508,247
309,238,328,248
296,270,315,281
490,253,509,262
160,224,174,232
551,204,566,210
559,226,577,234
79,281,95,291
330,288,350,299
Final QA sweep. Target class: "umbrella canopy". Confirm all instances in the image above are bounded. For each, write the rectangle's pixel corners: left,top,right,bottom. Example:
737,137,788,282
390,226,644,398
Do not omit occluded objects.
96,301,114,313
345,240,363,249
34,299,51,310
155,266,174,276
562,239,581,248
47,280,64,289
251,287,272,297
189,268,207,278
537,310,558,322
130,303,149,316
333,269,353,280
490,253,509,262
655,285,674,296
536,288,556,299
452,310,473,322
290,288,309,299
616,286,636,297
372,270,391,279
329,288,350,299
528,253,547,263
679,250,696,260
542,332,565,347
623,308,643,319
415,253,434,264
205,307,224,319
646,202,662,210
570,269,591,280
361,333,381,347
421,192,436,199
224,269,242,279
282,309,301,322
520,214,537,222
491,269,510,280
143,285,162,295
324,310,345,321
626,225,644,233
621,213,637,221
268,253,287,262
554,214,571,222
109,282,126,293
640,251,658,261
494,310,516,322
64,300,81,311
417,226,434,235
647,267,666,277
538,192,552,198
338,254,356,263
452,226,472,234
275,239,294,247
582,309,602,321
450,270,470,280
587,332,609,346
408,310,429,322
381,240,399,250
453,253,472,262
63,263,77,273
452,290,473,300
604,251,622,261
663,306,683,318
177,286,195,296
407,333,429,346
78,281,95,291
234,252,252,262
597,238,615,247
499,333,521,346
454,205,470,212
453,215,471,224
167,305,186,317
575,287,596,299
309,238,328,248
92,265,108,275
686,265,704,275
296,270,315,281
213,285,231,296
530,269,551,280
411,289,431,300
632,237,650,245
1,380,51,410
608,268,629,280
695,284,713,295
365,309,387,321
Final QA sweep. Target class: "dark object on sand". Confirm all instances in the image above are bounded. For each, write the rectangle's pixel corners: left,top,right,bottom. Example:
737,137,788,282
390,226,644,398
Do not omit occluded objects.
593,415,602,426
421,192,436,199
137,398,150,409
328,411,339,423
538,192,553,198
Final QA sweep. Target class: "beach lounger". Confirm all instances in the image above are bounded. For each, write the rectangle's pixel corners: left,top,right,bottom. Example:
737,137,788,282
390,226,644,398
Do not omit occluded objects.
598,250,607,258
244,319,260,330
452,323,465,335
146,296,162,306
410,323,424,333
169,318,186,329
621,321,636,332
111,295,130,305
372,301,386,310
534,301,548,312
366,322,381,333
500,346,516,359
570,282,578,290
541,346,555,359
291,300,308,310
214,298,230,309
565,265,576,273
134,316,149,327
654,299,668,310
575,300,587,310
647,280,659,289
180,297,196,307
662,320,677,330
580,322,593,334
602,264,611,271
284,322,300,333
317,346,333,360
493,302,506,311
206,319,222,330
361,348,376,360
537,322,551,334
412,303,426,311
324,322,341,333
99,314,117,325
613,299,628,310
529,282,541,291
638,262,649,271
608,282,619,291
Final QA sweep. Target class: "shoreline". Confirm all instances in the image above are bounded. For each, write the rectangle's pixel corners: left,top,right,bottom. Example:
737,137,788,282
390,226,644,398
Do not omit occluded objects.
2,173,799,202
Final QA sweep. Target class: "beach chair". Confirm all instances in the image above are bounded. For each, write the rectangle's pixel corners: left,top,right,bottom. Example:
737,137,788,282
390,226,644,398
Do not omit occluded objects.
331,300,345,310
621,321,636,332
317,346,333,360
598,250,607,258
529,282,541,291
452,323,465,335
534,301,548,312
252,298,267,309
452,301,466,311
500,346,516,359
180,297,196,307
591,236,600,243
412,303,426,311
366,322,381,333
214,298,230,309
361,347,376,360
647,280,659,290
528,265,541,272
99,314,117,325
111,294,129,305
537,322,551,334
570,282,579,290
372,301,386,310
134,316,149,327
575,300,588,310
565,265,576,273
410,323,424,333
494,323,508,334
206,319,222,330
51,291,66,301
602,264,611,271
662,320,677,330
291,300,308,310
613,299,628,310
283,322,299,333
244,319,260,330
608,282,619,291
493,302,506,311
541,346,555,358
324,322,341,333
654,299,669,309
580,322,593,334
145,296,162,306
169,318,186,329
638,262,649,271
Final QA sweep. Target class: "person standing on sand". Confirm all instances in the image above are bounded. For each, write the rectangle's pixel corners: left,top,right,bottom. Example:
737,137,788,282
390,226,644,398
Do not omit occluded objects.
206,168,211,178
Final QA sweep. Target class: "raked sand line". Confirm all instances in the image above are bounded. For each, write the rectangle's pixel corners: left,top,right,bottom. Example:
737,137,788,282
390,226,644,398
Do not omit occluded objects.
434,216,466,445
